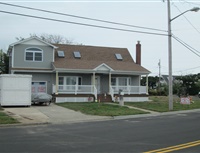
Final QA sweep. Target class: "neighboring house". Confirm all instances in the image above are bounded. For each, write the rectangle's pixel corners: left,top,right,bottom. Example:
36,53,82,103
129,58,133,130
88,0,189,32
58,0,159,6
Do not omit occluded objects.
161,75,178,85
8,36,150,103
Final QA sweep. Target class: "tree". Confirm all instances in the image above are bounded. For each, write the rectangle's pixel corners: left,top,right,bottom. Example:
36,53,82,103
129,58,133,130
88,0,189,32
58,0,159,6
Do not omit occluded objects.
0,49,9,74
141,76,159,89
176,74,200,95
16,33,78,45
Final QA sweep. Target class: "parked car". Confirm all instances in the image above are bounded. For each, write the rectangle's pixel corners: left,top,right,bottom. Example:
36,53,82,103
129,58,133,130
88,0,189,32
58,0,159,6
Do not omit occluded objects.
198,92,200,98
31,93,52,105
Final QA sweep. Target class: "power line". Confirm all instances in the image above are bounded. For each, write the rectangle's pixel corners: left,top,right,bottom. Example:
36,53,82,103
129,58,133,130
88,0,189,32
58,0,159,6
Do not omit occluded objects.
160,65,200,74
0,2,167,33
0,10,168,36
171,65,200,74
173,34,200,54
172,35,200,57
182,1,200,7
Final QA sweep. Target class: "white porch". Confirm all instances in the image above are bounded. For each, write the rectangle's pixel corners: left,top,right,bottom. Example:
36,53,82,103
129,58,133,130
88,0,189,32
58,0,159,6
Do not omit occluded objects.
52,84,147,102
52,64,149,102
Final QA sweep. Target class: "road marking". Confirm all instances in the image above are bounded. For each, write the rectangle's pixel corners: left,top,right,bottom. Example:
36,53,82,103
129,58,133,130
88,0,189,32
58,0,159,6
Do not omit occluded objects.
124,120,140,123
144,140,200,153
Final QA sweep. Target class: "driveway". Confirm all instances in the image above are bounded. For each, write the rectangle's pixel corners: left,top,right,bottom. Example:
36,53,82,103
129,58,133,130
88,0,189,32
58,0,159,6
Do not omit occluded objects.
3,103,112,125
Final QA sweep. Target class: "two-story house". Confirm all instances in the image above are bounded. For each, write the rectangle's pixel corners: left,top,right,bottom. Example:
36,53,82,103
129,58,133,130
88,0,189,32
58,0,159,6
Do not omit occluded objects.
8,36,150,103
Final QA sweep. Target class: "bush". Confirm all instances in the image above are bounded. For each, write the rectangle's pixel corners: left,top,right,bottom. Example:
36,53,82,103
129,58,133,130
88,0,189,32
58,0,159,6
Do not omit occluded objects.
148,90,167,96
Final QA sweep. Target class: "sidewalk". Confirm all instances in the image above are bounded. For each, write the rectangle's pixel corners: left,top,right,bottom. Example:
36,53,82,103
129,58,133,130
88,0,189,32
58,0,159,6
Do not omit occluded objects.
2,103,112,126
3,106,50,125
106,102,160,115
34,103,112,124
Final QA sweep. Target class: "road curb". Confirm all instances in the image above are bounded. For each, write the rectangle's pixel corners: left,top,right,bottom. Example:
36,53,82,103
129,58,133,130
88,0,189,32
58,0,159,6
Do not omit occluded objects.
113,108,200,120
0,122,50,128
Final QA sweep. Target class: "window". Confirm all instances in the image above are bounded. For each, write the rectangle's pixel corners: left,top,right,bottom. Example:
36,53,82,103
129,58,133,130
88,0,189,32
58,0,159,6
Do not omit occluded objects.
25,47,43,62
58,77,64,90
66,77,77,85
115,53,123,60
119,77,130,86
58,76,82,91
111,78,116,86
111,77,130,86
32,82,47,93
73,51,81,58
57,50,65,58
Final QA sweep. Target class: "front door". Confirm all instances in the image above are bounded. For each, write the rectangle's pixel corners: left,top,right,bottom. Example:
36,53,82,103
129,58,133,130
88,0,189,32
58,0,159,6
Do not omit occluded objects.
95,76,101,94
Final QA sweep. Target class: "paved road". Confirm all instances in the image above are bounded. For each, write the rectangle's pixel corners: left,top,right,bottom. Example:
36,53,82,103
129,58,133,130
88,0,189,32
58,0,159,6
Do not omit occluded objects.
0,111,200,153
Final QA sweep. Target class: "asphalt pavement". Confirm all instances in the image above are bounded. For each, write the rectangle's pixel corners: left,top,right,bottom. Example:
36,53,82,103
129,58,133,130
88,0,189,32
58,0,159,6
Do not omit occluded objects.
1,111,200,152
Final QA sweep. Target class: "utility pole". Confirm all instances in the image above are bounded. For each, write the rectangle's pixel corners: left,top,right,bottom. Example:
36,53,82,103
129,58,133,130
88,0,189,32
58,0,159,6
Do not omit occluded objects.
167,0,173,110
166,0,199,110
158,59,161,95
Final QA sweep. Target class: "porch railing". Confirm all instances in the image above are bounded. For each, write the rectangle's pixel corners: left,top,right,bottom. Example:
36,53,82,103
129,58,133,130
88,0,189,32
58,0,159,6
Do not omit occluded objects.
109,85,114,101
52,85,147,100
111,85,147,94
52,84,97,98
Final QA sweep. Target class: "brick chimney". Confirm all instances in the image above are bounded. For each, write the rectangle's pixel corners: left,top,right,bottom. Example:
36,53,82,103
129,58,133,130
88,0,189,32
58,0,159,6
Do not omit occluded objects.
136,41,141,65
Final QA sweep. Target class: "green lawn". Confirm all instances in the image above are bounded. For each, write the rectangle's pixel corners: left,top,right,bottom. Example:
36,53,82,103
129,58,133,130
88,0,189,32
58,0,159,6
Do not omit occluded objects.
0,108,19,124
57,102,149,116
125,96,200,112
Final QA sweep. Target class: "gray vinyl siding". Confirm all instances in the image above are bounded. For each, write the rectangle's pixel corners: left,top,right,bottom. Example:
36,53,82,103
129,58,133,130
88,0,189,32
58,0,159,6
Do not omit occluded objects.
15,72,54,94
13,44,53,69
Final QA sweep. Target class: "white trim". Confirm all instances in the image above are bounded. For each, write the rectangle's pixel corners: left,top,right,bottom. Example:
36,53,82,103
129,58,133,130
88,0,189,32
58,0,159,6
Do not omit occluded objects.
12,46,14,68
9,36,57,49
93,63,114,71
12,69,53,73
54,68,150,75
53,48,55,62
56,97,92,103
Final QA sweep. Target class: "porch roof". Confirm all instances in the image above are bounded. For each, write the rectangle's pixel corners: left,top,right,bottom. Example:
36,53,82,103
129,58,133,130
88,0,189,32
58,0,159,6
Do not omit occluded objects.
53,44,150,74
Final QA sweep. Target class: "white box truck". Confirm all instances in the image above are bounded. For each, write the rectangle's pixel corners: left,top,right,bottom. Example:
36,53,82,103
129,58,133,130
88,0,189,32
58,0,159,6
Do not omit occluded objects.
0,74,32,106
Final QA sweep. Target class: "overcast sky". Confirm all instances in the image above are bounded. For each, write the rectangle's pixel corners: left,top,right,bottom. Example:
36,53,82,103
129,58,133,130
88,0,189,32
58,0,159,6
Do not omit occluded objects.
0,0,200,76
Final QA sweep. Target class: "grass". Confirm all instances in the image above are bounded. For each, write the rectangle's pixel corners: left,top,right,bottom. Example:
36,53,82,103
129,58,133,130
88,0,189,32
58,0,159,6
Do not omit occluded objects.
125,96,200,112
0,107,19,124
57,102,149,116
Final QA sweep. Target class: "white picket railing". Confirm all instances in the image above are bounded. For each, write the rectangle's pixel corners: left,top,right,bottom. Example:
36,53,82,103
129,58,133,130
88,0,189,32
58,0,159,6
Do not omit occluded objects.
52,84,146,101
52,84,97,97
111,85,147,94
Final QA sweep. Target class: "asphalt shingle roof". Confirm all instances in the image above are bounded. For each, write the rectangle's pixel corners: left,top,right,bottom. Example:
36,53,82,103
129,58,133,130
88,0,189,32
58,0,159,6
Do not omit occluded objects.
53,44,150,73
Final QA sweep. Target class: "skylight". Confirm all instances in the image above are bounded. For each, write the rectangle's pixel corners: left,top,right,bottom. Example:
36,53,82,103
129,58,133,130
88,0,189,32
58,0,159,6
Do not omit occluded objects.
115,53,123,60
73,51,81,58
57,50,65,58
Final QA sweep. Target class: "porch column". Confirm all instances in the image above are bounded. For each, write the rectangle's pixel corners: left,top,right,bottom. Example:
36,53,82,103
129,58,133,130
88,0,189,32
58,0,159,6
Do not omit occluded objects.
146,74,149,95
92,72,97,100
109,72,111,93
93,72,95,86
55,71,59,95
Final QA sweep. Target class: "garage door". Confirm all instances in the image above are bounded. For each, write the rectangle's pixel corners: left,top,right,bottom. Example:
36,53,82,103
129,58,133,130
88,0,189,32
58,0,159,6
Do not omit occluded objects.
32,82,47,93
